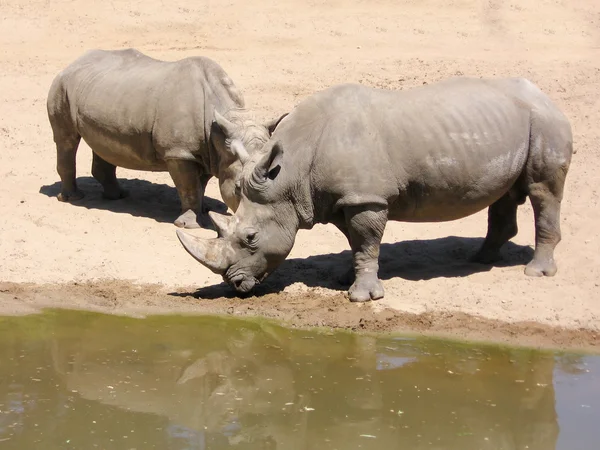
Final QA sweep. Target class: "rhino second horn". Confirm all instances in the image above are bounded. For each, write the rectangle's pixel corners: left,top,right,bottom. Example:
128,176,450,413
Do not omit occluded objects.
230,139,250,164
209,212,233,238
176,229,230,274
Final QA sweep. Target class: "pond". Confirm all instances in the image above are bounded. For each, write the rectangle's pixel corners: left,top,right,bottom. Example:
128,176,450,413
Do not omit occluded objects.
0,310,598,449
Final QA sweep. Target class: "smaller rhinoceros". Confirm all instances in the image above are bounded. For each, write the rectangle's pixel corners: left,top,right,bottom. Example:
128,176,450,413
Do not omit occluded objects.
175,77,573,302
47,48,281,228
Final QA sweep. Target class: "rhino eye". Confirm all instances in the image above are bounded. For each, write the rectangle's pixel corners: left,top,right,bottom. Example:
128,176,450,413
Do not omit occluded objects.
246,231,257,243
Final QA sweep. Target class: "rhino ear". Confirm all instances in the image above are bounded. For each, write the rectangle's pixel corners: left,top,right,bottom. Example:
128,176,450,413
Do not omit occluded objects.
213,110,236,139
253,143,283,182
264,113,288,136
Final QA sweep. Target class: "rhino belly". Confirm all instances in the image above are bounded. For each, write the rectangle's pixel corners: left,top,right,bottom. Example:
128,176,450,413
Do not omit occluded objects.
389,143,529,223
78,120,168,172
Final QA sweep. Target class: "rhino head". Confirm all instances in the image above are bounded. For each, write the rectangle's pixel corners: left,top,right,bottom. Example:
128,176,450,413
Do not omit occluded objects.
211,111,287,212
176,141,299,293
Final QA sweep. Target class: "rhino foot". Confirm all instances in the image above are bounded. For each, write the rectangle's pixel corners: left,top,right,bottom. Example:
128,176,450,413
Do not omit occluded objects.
174,209,217,230
348,275,384,302
57,189,84,202
524,259,557,277
175,209,202,229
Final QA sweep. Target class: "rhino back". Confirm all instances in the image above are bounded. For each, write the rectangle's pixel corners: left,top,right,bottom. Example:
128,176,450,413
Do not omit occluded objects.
51,49,241,171
279,79,543,222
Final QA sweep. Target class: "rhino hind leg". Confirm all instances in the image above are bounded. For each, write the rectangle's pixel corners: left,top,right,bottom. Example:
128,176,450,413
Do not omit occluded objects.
343,204,388,302
166,159,213,230
471,192,521,264
49,79,84,202
524,182,563,277
523,114,571,278
91,153,128,200
53,123,84,202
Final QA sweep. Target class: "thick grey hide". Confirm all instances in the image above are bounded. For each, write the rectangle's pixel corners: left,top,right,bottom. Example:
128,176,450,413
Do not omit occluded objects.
177,77,573,302
47,48,274,229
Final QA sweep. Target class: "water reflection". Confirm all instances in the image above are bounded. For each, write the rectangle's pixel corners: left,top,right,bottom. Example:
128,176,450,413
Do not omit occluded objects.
0,311,597,449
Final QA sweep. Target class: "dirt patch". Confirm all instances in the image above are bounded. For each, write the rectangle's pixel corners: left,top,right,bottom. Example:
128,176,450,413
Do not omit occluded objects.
1,280,598,352
1,0,599,350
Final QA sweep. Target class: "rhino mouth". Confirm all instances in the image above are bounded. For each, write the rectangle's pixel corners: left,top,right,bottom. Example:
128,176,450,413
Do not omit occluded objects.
225,273,259,293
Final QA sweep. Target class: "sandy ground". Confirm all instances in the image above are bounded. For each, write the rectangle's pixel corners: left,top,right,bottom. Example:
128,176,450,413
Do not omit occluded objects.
1,0,599,350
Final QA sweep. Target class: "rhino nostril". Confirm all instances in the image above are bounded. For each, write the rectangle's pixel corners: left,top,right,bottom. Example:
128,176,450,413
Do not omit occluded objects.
229,274,244,288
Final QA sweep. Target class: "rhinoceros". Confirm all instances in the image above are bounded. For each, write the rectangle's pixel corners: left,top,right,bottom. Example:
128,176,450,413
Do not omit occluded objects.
176,77,573,302
47,48,281,228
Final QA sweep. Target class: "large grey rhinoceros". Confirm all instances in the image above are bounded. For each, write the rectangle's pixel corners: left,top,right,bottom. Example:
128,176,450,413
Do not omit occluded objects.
176,77,573,302
47,48,281,228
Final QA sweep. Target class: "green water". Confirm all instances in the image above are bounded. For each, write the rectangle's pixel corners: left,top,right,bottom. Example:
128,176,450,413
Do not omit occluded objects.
0,311,597,449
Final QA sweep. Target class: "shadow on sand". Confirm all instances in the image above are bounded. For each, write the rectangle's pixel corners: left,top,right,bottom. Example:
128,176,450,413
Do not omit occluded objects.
39,179,535,300
39,177,228,224
170,236,534,300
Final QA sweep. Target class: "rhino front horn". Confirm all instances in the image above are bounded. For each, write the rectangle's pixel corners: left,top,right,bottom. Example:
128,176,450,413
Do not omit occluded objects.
176,229,232,275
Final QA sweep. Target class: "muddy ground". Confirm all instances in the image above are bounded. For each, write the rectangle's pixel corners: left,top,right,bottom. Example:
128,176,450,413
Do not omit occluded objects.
1,0,599,351
1,280,599,351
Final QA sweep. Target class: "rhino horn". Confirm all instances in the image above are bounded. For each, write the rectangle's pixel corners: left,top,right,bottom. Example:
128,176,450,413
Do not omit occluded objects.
208,211,234,238
230,139,250,164
214,110,237,139
176,229,231,274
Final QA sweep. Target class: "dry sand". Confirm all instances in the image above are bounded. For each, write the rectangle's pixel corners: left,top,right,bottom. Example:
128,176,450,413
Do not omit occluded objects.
1,0,599,350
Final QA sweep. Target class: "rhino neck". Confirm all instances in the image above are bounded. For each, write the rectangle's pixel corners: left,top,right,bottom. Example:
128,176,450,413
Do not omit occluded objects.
272,201,304,252
202,76,249,177
291,179,316,230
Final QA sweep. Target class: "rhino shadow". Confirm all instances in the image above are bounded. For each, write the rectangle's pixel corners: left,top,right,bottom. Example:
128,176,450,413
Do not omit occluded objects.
173,236,534,300
39,177,228,224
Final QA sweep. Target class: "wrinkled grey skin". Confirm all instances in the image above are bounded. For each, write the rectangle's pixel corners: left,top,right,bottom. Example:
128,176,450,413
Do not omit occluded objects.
176,77,573,301
47,48,280,228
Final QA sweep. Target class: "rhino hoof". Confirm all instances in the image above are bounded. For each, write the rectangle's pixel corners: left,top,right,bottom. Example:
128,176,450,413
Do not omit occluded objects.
175,210,202,229
174,209,218,230
524,259,557,277
57,190,84,202
348,276,384,302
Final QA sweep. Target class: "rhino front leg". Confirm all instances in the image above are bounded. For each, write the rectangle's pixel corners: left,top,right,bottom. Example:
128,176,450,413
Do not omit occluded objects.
166,159,212,229
344,204,387,302
91,153,128,200
332,222,355,286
